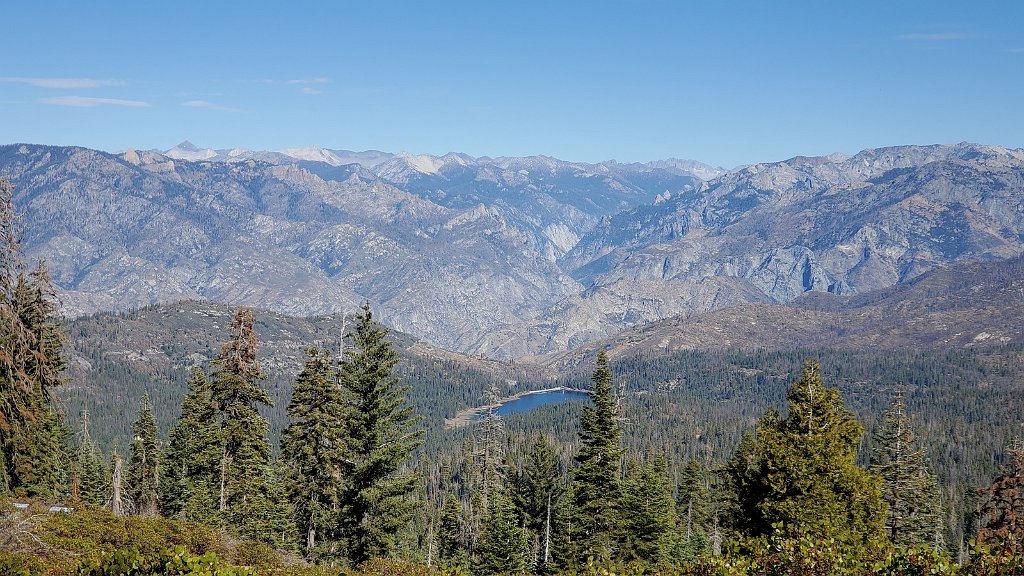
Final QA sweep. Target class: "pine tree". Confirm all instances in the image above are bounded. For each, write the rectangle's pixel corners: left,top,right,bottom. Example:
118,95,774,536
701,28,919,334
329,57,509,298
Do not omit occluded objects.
208,307,293,546
337,302,423,565
675,458,711,559
975,437,1024,553
564,351,624,566
871,390,944,548
724,359,886,553
475,488,529,575
620,457,677,565
0,176,67,499
160,368,221,522
281,347,347,562
127,394,160,516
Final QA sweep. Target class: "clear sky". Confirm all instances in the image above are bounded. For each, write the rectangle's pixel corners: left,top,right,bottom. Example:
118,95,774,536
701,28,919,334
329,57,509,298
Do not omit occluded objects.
2,1,1022,167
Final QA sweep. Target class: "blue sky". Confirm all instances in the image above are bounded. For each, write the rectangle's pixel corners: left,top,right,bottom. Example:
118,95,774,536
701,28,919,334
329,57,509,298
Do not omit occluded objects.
1,1,1022,167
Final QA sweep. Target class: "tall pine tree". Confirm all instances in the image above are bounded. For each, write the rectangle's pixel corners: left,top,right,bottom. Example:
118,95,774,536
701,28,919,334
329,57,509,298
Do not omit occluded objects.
871,390,944,548
975,437,1024,553
619,456,677,565
475,488,529,576
337,302,423,565
208,307,292,546
127,394,160,516
675,458,711,559
0,177,68,499
159,368,221,522
512,434,563,571
724,360,886,553
281,347,348,562
563,351,624,566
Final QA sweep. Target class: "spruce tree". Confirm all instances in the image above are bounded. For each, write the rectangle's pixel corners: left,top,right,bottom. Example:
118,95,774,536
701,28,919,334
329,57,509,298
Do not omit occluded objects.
871,390,944,548
337,302,423,565
475,488,529,576
281,347,347,562
160,368,220,522
724,359,886,553
565,351,624,566
620,457,677,565
209,307,293,546
127,394,160,516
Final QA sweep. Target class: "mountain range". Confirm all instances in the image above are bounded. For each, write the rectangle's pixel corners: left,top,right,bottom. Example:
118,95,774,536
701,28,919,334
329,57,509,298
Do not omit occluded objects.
1,141,1022,358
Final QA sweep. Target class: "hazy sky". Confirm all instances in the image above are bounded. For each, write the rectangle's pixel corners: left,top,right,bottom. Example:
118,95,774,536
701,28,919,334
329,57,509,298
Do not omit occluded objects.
2,1,1022,167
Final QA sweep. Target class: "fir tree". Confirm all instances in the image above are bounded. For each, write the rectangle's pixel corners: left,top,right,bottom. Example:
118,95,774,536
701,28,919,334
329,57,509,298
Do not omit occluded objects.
209,307,293,546
871,390,944,548
512,434,563,571
74,410,109,506
565,351,624,566
281,347,347,562
0,176,67,499
620,457,677,565
975,437,1024,553
724,359,886,553
475,488,529,576
160,368,220,522
127,394,160,516
675,458,711,559
337,302,423,565
437,494,469,569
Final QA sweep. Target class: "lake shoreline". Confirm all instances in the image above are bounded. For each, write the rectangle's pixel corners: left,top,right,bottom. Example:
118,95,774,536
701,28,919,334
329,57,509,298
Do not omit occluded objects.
444,386,590,429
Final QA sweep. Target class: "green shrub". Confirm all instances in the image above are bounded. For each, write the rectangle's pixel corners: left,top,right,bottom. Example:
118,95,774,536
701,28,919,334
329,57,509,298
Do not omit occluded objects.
77,546,255,575
0,550,47,576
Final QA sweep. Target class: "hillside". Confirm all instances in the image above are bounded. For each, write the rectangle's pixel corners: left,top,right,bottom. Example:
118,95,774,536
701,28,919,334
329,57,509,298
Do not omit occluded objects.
541,254,1024,369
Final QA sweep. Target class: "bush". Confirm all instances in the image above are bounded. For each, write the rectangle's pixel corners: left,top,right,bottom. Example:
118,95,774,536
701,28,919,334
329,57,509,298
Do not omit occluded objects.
0,550,47,576
77,546,255,575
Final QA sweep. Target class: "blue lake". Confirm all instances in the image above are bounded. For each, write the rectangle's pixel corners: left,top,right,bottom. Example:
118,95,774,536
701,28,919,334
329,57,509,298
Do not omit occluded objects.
492,389,591,417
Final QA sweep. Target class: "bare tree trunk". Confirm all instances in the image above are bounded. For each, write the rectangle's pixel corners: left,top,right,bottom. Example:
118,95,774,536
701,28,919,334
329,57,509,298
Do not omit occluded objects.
543,494,552,565
111,454,124,517
219,445,228,513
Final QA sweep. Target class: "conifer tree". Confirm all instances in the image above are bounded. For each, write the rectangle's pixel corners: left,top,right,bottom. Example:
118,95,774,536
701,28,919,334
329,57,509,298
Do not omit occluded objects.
209,307,293,546
337,302,423,565
724,360,885,552
160,368,220,522
0,177,68,499
437,494,469,569
475,488,529,576
620,457,677,565
127,394,160,516
975,437,1024,553
675,458,711,559
74,410,109,506
871,391,944,548
564,351,624,565
281,347,347,561
512,434,563,570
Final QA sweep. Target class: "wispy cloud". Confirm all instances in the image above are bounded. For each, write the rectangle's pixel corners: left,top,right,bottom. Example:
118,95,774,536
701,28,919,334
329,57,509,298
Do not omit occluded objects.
287,77,329,85
1006,48,1024,53
899,32,973,41
40,96,150,108
181,99,244,112
2,77,125,89
300,87,322,95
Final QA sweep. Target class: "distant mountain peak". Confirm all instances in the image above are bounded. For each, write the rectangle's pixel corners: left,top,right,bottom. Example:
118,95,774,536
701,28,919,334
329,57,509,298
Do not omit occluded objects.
175,140,199,151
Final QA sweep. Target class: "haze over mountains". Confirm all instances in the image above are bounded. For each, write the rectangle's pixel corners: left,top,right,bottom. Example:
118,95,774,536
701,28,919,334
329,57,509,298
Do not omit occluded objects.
1,141,1022,358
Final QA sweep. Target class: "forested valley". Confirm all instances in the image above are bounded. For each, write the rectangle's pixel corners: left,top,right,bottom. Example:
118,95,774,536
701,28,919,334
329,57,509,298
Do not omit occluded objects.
2,175,1023,575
